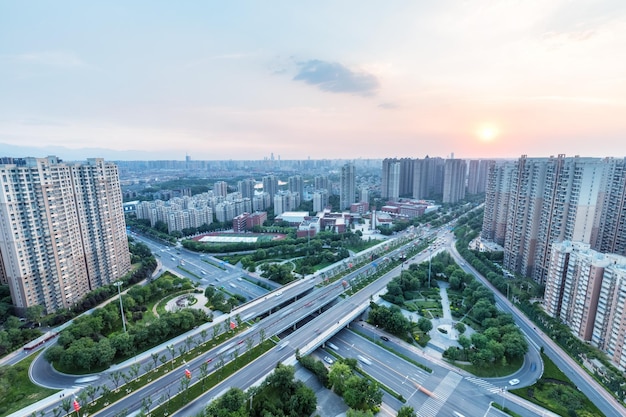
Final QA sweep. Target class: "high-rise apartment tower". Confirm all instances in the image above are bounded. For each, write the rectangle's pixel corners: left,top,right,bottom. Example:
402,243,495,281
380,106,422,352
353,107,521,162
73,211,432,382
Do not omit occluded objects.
0,156,131,313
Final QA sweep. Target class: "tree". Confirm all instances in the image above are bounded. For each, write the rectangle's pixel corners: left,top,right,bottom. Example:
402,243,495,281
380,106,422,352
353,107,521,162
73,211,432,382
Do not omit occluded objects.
141,397,152,414
61,398,72,415
458,334,471,351
288,382,317,416
110,370,123,389
167,344,176,369
95,338,116,368
344,376,383,411
178,376,191,402
417,317,433,333
25,305,45,324
86,384,100,403
397,405,416,417
129,363,141,382
454,322,466,334
328,362,352,396
199,361,209,390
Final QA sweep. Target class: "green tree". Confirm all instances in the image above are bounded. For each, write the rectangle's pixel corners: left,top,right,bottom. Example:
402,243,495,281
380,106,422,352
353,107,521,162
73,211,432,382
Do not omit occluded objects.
328,362,352,396
417,317,433,333
397,405,416,417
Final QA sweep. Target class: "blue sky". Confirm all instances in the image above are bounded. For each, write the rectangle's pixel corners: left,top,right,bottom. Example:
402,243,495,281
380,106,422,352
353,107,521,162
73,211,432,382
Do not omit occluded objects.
1,1,626,160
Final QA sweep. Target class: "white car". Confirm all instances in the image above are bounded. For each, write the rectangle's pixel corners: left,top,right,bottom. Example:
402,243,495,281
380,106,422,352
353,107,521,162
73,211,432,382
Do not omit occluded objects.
323,356,334,364
509,378,520,386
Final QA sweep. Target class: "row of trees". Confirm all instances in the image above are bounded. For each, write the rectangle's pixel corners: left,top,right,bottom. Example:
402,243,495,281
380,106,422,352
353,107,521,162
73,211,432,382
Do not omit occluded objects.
46,308,208,372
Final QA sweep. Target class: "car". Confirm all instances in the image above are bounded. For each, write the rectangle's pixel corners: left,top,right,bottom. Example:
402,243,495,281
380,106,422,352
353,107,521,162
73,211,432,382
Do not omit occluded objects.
509,378,520,386
323,356,334,365
275,291,283,297
380,335,389,341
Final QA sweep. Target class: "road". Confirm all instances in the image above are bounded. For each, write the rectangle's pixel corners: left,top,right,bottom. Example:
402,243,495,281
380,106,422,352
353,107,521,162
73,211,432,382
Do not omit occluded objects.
132,233,279,301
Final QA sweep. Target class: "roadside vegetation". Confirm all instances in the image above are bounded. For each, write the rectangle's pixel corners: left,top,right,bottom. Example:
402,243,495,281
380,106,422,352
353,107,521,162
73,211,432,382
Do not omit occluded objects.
44,273,208,373
0,352,58,416
299,355,384,414
511,352,604,417
168,363,317,417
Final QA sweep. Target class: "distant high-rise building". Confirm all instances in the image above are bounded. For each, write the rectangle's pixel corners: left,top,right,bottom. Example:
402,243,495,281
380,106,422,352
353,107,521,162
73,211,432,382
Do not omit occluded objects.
213,181,228,197
0,156,131,313
359,187,369,204
262,175,278,203
288,175,304,200
381,159,401,201
314,175,331,196
312,190,329,212
237,178,256,199
443,159,466,203
274,191,300,216
412,156,445,199
382,158,414,200
340,163,356,210
467,160,492,194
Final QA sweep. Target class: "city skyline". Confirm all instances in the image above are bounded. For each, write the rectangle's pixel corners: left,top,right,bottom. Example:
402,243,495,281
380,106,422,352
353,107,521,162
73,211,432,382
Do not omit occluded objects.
2,1,626,161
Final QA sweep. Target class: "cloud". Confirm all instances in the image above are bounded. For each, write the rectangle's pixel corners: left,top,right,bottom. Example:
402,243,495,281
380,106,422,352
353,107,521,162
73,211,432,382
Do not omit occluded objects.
293,59,379,96
378,102,398,109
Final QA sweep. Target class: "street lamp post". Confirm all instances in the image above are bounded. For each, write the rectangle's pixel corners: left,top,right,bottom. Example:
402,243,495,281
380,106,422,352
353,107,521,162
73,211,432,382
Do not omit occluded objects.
114,281,127,333
428,248,432,288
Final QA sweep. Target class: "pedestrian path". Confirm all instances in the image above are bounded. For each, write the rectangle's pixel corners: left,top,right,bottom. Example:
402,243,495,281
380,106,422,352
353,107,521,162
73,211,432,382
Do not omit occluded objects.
415,371,463,417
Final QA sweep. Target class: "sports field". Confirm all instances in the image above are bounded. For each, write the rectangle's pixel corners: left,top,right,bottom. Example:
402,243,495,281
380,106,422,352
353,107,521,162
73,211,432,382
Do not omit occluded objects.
193,232,286,244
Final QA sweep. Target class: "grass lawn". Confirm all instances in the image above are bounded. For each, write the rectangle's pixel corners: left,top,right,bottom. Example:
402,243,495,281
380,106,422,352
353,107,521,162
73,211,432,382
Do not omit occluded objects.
0,352,59,416
344,239,382,253
455,357,523,378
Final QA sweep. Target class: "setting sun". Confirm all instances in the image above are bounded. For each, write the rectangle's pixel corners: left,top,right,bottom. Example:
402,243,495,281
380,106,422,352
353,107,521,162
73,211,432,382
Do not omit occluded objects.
477,124,500,142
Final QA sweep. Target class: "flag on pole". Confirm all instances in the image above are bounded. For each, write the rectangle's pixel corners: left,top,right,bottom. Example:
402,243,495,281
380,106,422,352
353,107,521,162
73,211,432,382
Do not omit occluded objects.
73,399,80,412
230,321,236,329
185,368,191,379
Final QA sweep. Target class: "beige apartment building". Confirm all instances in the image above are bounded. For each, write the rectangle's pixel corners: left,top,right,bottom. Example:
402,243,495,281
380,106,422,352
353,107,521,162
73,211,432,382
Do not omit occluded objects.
0,156,131,313
544,241,626,370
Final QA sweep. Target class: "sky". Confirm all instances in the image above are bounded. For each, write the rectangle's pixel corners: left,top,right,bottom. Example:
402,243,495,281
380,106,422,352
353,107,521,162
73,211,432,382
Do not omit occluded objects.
1,1,626,161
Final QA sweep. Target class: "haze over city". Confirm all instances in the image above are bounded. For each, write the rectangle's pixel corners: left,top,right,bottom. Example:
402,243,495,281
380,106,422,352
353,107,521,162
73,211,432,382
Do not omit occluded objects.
2,1,626,161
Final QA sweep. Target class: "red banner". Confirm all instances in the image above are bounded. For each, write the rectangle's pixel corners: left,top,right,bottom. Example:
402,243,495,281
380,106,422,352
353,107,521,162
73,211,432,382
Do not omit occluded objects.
73,399,80,412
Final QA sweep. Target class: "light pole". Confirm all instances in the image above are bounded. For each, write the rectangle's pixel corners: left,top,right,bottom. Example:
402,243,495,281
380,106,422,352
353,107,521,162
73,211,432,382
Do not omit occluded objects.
114,281,127,333
428,248,432,288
